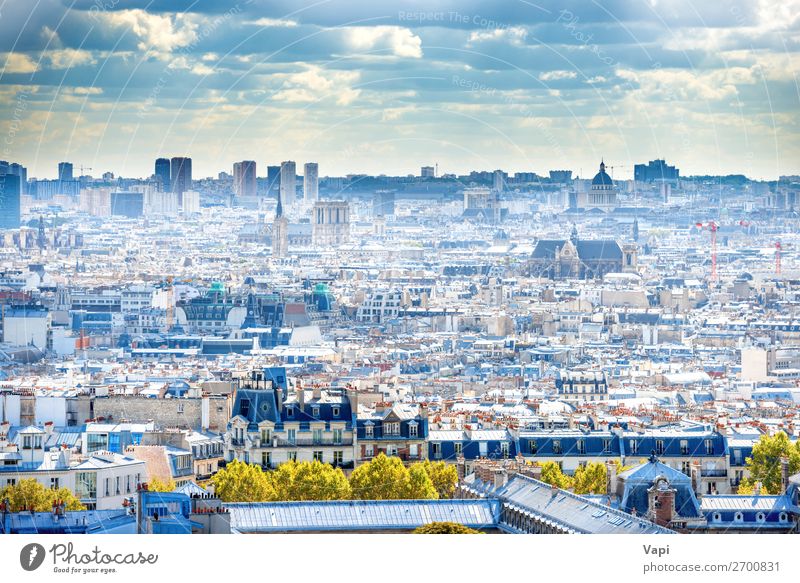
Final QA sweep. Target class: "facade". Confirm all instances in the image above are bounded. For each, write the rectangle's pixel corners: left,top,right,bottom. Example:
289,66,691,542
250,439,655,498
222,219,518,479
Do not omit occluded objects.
312,200,350,246
0,173,21,230
356,403,428,463
529,226,630,280
58,161,73,182
421,166,435,178
585,161,617,210
634,159,679,183
154,158,171,191
110,191,145,217
555,369,608,403
303,162,319,202
280,160,296,206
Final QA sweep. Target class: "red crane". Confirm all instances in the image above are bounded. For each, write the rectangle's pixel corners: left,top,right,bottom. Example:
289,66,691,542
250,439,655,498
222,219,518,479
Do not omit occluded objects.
696,221,718,282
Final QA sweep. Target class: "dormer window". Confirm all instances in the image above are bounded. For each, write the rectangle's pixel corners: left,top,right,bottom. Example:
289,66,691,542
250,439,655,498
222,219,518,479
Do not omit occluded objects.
385,422,400,436
312,406,320,418
408,422,418,437
332,407,340,417
365,424,374,438
286,406,294,418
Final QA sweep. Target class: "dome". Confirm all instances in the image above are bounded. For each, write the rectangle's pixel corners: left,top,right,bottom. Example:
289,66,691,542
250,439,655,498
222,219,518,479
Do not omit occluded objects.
591,160,613,187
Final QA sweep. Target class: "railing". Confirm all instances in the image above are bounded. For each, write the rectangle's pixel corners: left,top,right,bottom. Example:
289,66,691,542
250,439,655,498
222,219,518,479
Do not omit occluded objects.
700,469,728,478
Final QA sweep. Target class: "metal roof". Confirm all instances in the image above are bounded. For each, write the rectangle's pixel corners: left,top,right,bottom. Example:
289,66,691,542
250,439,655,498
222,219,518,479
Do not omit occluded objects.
225,499,500,533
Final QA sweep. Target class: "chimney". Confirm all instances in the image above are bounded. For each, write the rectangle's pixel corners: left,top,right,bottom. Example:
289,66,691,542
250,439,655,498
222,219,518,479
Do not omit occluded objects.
456,457,466,481
312,385,322,401
296,383,305,410
649,480,676,527
781,457,790,494
550,483,559,497
606,460,618,498
754,481,762,496
493,469,507,490
0,421,9,438
44,422,54,436
690,460,702,496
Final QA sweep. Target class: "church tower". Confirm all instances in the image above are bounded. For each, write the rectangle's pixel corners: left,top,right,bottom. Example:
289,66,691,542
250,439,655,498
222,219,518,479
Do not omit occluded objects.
272,191,288,258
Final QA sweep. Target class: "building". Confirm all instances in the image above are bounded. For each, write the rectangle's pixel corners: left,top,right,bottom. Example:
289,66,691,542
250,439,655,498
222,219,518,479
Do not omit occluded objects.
272,191,288,258
549,170,573,183
635,159,679,183
154,158,171,191
492,169,506,192
3,162,27,194
233,160,257,198
170,156,192,205
58,162,73,182
373,190,395,217
110,191,145,217
0,173,21,229
2,306,51,349
421,166,435,178
266,165,281,197
280,160,296,206
529,225,633,279
356,403,428,463
585,160,617,210
312,200,350,246
80,187,112,217
555,369,608,403
225,370,356,469
304,162,319,202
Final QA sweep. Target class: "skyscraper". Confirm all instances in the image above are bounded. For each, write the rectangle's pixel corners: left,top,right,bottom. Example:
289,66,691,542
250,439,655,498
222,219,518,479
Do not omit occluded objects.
267,165,281,198
155,158,171,192
170,156,192,206
233,160,257,198
304,162,319,203
7,162,27,194
58,162,73,182
0,173,21,229
280,160,296,206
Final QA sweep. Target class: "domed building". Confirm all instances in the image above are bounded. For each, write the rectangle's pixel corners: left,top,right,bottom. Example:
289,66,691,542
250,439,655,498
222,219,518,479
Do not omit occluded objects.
586,160,618,211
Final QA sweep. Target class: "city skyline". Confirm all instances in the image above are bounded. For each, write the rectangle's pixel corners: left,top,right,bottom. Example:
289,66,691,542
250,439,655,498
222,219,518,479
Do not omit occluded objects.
0,0,798,180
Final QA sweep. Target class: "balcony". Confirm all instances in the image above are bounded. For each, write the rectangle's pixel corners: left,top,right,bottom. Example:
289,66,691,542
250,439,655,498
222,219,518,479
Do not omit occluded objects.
230,438,246,447
271,437,351,447
700,469,728,478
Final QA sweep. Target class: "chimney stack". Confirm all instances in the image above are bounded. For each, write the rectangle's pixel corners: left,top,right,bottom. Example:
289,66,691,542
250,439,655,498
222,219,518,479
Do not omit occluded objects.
690,460,702,496
781,457,790,494
606,460,618,498
493,469,507,490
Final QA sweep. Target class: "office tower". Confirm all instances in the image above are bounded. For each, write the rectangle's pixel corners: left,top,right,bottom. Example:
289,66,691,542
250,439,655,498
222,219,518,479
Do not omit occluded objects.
549,170,572,183
4,162,27,194
267,165,281,197
0,161,8,175
110,192,145,218
170,156,192,206
312,200,350,246
373,190,395,217
58,162,73,182
280,160,296,206
155,158,171,192
420,165,435,178
0,173,22,229
233,160,257,198
634,159,679,183
272,190,289,258
304,162,319,203
492,169,506,192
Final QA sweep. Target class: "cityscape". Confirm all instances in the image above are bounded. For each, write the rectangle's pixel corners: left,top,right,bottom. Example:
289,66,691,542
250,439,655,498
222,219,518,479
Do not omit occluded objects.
0,0,799,555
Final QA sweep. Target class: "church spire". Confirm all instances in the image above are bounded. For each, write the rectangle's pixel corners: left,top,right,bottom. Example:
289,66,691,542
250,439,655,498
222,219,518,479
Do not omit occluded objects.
276,189,283,218
570,223,579,246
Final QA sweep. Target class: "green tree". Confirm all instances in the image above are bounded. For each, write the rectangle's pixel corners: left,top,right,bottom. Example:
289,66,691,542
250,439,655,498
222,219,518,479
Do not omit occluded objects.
538,461,573,490
405,464,438,499
267,460,351,501
413,521,482,534
738,432,800,495
211,459,275,502
0,479,85,512
572,462,608,495
421,460,458,499
146,477,176,492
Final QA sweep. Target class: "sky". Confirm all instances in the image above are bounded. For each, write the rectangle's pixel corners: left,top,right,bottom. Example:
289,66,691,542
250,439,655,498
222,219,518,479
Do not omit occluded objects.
0,0,798,180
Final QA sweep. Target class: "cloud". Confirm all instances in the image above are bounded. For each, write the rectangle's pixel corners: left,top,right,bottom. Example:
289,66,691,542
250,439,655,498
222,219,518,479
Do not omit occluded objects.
468,27,528,46
342,26,422,59
1,52,38,73
273,65,361,105
539,70,577,81
103,9,199,54
248,18,298,28
616,66,757,101
46,48,96,69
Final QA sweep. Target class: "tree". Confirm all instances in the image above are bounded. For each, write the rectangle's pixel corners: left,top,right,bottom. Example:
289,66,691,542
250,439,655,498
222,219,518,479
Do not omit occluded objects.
267,460,351,501
538,461,573,490
738,432,800,495
0,479,85,512
349,454,438,500
413,522,482,534
211,459,274,502
572,462,608,495
146,477,176,492
421,460,458,499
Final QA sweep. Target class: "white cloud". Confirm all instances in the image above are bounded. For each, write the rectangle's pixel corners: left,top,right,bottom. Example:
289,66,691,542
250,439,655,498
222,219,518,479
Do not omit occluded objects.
47,49,96,70
1,52,38,74
248,18,298,28
342,26,422,59
469,27,527,46
539,70,577,81
104,9,198,54
617,66,757,101
273,65,361,105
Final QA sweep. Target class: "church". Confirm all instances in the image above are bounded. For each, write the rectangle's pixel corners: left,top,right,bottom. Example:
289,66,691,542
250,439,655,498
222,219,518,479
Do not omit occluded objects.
528,225,637,280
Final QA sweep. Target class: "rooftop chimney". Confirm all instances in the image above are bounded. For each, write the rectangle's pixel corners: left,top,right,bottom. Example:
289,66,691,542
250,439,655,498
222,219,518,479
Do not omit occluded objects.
606,460,618,498
781,457,790,494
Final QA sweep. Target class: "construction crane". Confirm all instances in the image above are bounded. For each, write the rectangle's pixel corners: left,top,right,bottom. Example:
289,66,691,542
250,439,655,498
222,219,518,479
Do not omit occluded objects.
695,221,719,283
775,241,782,276
78,165,92,176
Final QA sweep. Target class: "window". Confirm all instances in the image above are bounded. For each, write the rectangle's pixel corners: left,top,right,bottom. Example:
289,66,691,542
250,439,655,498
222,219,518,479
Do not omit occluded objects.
734,512,743,522
705,439,714,455
76,473,96,499
602,439,612,453
779,512,788,522
384,422,400,436
50,477,60,490
454,442,463,455
629,439,639,455
576,440,586,454
712,512,721,522
287,451,297,462
655,440,665,455
365,424,374,437
409,422,418,438
261,429,271,443
432,443,442,459
287,429,296,445
681,461,691,476
286,407,294,418
528,440,537,455
333,451,343,465
733,449,742,465
312,429,323,445
126,475,131,493
312,451,323,462
365,445,374,458
680,440,689,455
115,476,120,495
312,406,320,418
177,402,184,414
552,440,562,455
386,445,398,457
104,478,110,497
332,407,340,418
262,452,271,468
333,429,343,445
756,512,765,523
500,442,510,458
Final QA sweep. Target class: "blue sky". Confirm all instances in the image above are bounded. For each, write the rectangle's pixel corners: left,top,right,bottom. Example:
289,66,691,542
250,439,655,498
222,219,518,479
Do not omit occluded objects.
0,0,798,180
